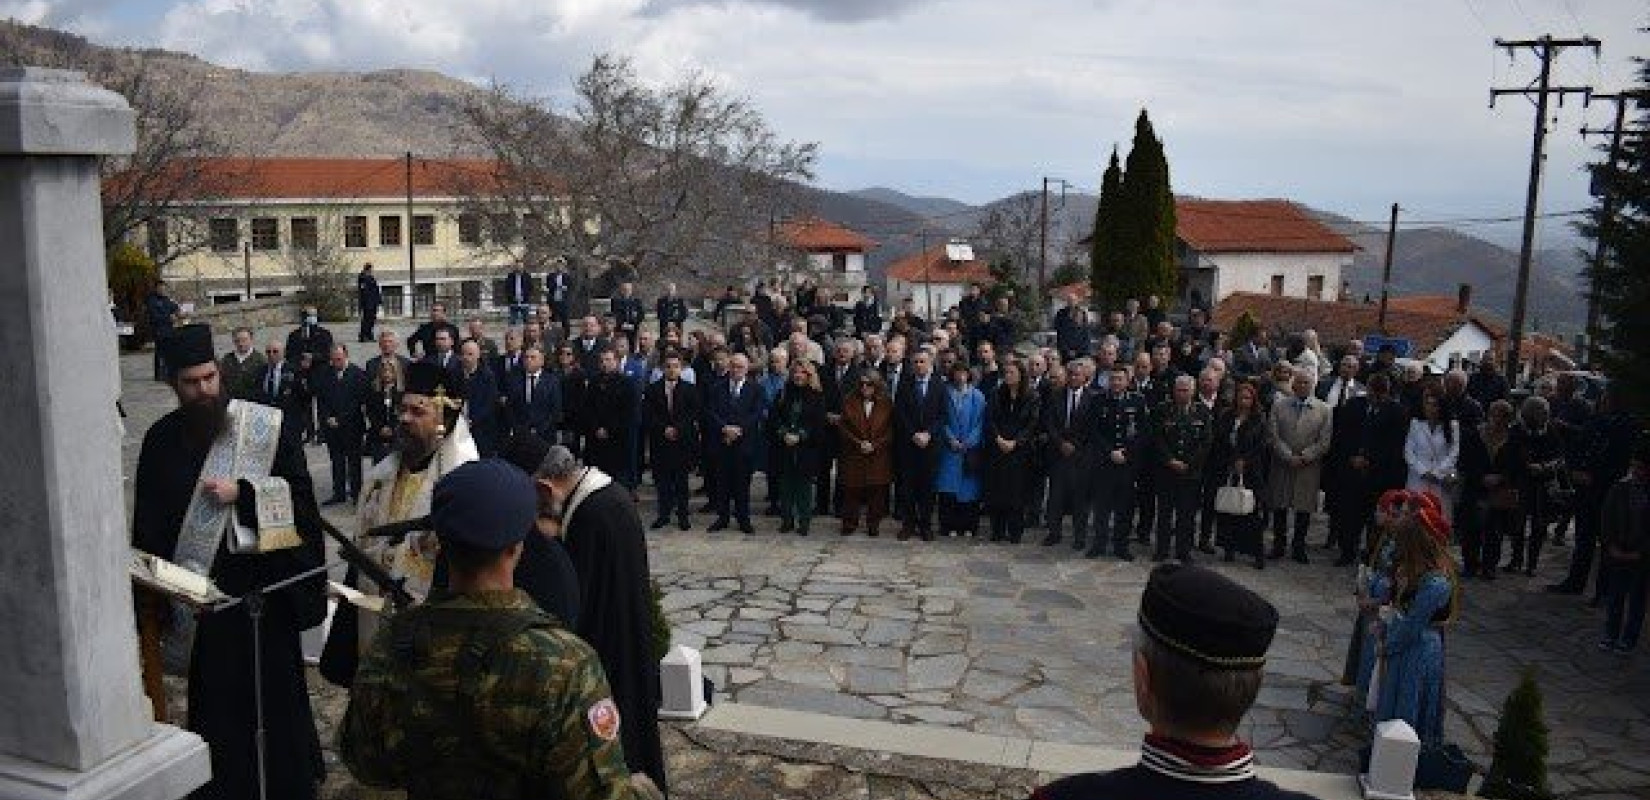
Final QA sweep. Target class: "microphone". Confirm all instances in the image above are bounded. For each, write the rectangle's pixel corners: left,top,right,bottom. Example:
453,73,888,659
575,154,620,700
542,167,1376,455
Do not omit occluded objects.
362,515,433,542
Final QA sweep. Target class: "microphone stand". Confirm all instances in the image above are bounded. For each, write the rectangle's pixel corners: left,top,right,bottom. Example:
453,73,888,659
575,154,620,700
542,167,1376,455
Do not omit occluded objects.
208,521,417,800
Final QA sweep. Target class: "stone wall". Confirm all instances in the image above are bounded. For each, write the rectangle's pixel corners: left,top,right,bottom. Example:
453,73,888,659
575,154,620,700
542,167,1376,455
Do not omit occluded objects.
187,294,308,333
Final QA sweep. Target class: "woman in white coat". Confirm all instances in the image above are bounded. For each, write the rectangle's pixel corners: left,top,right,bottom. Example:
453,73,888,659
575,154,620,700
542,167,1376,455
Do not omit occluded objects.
1404,386,1460,517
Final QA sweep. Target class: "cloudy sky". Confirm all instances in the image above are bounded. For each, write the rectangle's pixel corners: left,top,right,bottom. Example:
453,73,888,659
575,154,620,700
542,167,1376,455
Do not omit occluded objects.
8,0,1647,242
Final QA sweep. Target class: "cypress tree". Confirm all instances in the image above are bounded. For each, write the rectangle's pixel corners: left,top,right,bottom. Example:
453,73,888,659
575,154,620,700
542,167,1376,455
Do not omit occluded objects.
1584,58,1649,409
1090,146,1126,310
1119,109,1178,308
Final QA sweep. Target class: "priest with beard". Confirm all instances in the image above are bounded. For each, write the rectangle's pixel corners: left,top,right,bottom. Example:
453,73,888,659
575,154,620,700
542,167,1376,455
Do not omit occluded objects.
533,444,666,793
131,323,328,800
324,361,479,687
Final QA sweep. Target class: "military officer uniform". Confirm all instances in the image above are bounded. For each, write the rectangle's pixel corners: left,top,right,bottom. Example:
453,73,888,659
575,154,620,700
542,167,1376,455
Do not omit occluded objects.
1083,387,1149,560
340,460,659,800
1151,400,1213,562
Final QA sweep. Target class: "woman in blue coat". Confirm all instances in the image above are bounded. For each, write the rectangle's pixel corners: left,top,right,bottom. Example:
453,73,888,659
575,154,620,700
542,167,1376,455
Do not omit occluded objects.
1367,512,1458,743
758,347,789,515
935,360,986,538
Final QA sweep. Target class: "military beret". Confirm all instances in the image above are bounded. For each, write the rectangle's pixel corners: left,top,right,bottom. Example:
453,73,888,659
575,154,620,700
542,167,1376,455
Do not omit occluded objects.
431,459,537,550
1138,564,1278,671
499,432,551,476
160,323,216,370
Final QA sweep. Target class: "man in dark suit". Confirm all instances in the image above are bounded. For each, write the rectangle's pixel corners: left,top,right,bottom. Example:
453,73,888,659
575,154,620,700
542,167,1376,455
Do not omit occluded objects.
503,264,536,326
253,341,305,444
1053,295,1091,363
494,328,526,383
646,350,701,530
1041,360,1095,549
1332,372,1409,565
312,344,369,504
458,340,501,457
581,347,639,488
421,328,463,381
610,282,646,352
356,262,381,342
406,302,459,360
544,267,571,334
363,329,411,386
570,315,609,375
853,286,883,337
506,345,561,444
705,353,763,533
818,340,863,516
656,282,689,339
284,304,334,370
895,350,948,541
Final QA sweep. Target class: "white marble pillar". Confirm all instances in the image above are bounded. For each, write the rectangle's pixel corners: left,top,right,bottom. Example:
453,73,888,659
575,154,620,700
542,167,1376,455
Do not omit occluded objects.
0,67,209,800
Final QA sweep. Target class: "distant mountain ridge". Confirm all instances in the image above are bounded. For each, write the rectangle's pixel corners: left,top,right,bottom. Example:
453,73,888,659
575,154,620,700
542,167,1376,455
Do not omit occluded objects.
2,20,1587,331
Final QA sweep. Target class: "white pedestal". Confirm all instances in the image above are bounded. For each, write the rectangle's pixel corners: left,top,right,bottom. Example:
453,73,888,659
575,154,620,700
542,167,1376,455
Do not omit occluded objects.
1360,719,1419,800
658,645,708,720
0,67,210,800
0,726,210,800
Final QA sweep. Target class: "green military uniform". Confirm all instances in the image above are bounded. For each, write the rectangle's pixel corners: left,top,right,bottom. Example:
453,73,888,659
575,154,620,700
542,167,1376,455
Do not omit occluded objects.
1150,401,1212,561
341,588,638,800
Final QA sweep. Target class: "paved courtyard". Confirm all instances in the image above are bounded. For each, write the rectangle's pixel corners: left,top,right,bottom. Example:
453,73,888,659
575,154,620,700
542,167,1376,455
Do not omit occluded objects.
117,328,1649,798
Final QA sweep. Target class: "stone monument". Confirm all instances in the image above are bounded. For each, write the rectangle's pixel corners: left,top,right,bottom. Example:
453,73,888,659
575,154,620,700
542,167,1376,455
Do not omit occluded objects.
0,67,210,800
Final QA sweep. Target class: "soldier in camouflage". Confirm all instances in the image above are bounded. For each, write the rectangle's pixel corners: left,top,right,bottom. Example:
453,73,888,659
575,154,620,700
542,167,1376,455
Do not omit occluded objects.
1151,375,1213,563
340,459,661,800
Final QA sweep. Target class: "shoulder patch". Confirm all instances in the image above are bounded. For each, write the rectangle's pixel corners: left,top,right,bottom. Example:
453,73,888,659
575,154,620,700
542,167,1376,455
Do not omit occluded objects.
587,698,621,741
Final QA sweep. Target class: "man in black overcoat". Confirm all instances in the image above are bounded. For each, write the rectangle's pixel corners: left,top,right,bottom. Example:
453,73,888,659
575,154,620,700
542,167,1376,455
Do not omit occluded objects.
895,349,948,541
645,350,702,529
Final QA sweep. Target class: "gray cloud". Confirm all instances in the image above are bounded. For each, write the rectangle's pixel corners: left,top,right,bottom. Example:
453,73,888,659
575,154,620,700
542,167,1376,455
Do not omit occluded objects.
643,0,936,23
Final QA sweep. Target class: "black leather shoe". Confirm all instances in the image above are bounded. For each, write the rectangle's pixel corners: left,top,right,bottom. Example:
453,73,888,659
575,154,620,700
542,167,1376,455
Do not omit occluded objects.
707,517,730,532
738,520,755,534
650,518,669,530
1114,550,1136,562
1042,531,1062,547
778,518,794,533
1292,548,1309,565
677,515,691,531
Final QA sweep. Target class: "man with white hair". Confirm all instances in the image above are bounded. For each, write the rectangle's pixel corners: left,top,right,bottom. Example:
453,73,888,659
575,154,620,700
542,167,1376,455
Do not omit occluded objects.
1265,367,1333,564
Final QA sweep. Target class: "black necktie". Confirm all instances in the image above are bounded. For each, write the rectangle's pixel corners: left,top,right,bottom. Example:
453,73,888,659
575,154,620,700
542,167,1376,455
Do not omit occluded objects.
1069,390,1078,421
267,369,277,397
527,374,537,404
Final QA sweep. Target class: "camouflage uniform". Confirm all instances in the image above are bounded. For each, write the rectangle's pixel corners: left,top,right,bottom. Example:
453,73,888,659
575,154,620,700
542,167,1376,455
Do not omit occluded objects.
340,589,650,800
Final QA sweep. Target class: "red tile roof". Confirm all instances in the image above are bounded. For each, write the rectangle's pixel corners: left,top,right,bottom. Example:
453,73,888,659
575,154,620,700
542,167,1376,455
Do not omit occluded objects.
885,245,995,285
1212,292,1478,356
1176,199,1358,254
104,157,515,201
774,217,875,252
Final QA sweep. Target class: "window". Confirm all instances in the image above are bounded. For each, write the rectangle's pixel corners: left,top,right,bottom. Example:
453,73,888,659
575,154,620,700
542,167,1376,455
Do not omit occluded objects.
488,213,517,244
210,293,243,305
209,218,238,252
146,219,169,259
379,215,402,247
458,214,481,245
291,217,318,250
1269,274,1285,296
344,215,368,248
1307,275,1325,300
250,217,279,251
412,214,435,246
832,253,848,272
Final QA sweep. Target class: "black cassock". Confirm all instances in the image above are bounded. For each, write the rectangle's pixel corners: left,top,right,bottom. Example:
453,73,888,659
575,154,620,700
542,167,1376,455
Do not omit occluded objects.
580,372,638,483
563,478,667,792
131,409,327,800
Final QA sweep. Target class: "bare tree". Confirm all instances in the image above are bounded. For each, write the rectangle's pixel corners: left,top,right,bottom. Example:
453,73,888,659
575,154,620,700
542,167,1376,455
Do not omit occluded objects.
279,212,356,320
457,54,818,304
973,191,1043,285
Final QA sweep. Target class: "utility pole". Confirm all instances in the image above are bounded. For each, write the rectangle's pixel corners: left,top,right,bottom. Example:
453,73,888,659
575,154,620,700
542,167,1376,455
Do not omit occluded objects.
1490,35,1598,381
1578,91,1646,365
920,229,933,323
242,241,253,301
1376,203,1399,334
1038,177,1072,299
405,151,417,317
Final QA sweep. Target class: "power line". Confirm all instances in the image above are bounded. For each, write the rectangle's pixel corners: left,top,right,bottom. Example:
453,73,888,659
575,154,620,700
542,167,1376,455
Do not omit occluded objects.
1490,34,1599,379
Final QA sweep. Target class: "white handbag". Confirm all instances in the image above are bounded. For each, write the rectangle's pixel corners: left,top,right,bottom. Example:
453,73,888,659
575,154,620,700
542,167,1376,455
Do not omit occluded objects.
1214,474,1256,516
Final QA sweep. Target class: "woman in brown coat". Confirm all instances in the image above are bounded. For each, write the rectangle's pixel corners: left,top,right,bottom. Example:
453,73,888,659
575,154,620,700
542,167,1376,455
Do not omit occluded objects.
838,371,895,536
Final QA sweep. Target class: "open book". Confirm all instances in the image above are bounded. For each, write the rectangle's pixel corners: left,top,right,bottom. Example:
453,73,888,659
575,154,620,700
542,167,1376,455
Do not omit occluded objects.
130,550,228,607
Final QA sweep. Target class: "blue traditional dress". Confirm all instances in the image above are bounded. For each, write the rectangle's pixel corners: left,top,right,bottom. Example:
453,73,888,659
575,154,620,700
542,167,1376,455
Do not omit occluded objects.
934,384,986,502
1368,570,1454,742
1354,539,1398,698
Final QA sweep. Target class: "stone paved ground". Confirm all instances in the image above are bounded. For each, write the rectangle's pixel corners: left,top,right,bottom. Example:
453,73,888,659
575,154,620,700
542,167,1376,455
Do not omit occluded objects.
119,326,1649,799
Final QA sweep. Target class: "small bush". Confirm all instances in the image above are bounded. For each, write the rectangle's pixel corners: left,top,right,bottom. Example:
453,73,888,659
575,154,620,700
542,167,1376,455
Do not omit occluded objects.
1484,669,1550,799
649,578,672,662
107,243,158,349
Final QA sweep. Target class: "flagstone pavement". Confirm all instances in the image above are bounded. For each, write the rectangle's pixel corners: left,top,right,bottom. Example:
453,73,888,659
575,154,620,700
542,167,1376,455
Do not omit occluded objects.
117,338,1648,799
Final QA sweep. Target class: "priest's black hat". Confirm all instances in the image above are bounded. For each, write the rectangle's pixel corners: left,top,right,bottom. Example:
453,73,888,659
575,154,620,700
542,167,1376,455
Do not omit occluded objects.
159,324,216,370
404,361,457,399
500,432,550,476
431,459,536,550
1138,564,1278,670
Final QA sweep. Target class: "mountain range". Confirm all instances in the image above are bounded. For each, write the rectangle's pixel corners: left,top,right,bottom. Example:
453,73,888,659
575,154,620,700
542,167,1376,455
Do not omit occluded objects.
1,20,1589,333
